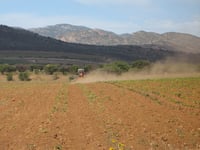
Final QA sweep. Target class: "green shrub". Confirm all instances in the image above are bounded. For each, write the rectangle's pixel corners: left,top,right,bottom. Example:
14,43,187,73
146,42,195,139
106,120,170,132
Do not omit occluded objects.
18,72,30,81
131,60,150,69
6,73,13,81
0,64,16,74
69,75,76,81
44,64,59,75
29,64,43,72
33,69,40,74
103,61,130,74
58,66,68,75
68,65,79,74
84,65,92,73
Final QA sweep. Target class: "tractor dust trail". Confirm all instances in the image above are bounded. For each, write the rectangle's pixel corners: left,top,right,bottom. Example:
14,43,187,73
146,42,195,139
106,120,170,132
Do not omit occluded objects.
75,60,200,83
75,71,200,83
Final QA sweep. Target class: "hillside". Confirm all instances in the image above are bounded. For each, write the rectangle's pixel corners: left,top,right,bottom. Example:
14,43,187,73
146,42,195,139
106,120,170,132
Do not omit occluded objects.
30,24,200,54
30,24,123,45
0,25,199,64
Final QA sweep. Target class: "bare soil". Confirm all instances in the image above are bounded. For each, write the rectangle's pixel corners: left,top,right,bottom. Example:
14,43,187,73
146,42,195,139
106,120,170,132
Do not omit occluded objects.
0,79,199,149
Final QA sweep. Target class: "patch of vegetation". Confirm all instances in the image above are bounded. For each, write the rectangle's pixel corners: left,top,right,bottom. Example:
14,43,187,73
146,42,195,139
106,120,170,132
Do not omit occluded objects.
111,81,162,105
109,139,127,150
110,77,200,108
78,84,98,103
131,60,150,69
27,144,36,150
84,64,93,73
103,61,130,74
6,72,13,81
58,65,68,75
176,128,185,138
68,65,79,74
33,69,40,74
44,64,59,75
54,144,62,150
88,91,97,103
69,75,76,81
52,84,68,113
0,64,16,74
18,71,30,81
29,64,43,72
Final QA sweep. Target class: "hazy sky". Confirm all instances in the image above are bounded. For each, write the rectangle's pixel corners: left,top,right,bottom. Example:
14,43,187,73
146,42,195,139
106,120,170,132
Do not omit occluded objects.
0,0,200,36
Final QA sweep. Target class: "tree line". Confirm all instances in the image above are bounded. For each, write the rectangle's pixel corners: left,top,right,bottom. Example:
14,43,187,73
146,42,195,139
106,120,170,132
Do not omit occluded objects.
0,60,151,81
0,64,92,75
0,64,92,81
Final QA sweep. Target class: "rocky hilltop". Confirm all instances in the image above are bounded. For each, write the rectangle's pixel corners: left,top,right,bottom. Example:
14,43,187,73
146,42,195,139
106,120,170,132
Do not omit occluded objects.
30,24,200,53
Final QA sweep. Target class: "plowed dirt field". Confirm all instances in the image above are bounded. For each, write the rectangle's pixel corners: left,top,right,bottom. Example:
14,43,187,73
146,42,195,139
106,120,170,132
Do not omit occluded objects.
0,77,200,149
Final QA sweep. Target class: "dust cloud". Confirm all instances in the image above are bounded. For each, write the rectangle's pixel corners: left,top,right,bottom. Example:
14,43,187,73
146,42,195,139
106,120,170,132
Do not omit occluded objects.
75,58,200,83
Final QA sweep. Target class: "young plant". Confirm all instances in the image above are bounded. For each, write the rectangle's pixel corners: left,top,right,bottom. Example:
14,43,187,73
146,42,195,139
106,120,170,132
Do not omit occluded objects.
6,73,13,81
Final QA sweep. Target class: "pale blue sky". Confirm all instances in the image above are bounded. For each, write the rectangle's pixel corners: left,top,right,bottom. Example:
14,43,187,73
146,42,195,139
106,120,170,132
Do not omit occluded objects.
0,0,200,36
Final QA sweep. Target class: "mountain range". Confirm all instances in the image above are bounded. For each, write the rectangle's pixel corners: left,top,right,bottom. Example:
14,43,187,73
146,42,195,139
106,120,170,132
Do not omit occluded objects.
30,24,200,54
2,24,197,65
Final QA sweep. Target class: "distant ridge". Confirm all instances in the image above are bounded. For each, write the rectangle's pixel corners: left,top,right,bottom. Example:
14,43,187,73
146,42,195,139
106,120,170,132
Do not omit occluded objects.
30,24,200,54
1,25,200,64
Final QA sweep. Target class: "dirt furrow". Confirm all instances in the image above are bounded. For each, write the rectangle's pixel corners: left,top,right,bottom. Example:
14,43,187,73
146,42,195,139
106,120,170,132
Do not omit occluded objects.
0,83,62,150
1,80,199,149
85,82,200,149
49,84,108,149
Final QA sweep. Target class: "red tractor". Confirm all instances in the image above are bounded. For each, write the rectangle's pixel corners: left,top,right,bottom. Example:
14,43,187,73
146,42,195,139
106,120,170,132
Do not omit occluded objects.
77,68,85,77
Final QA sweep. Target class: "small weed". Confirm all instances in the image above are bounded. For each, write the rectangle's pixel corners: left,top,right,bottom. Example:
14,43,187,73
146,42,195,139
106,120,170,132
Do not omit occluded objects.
150,141,159,149
110,139,127,150
78,84,98,103
54,144,62,150
88,92,97,102
152,91,160,95
27,144,36,150
39,127,48,133
52,83,68,113
175,93,182,98
170,99,182,105
176,128,185,138
52,106,59,113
